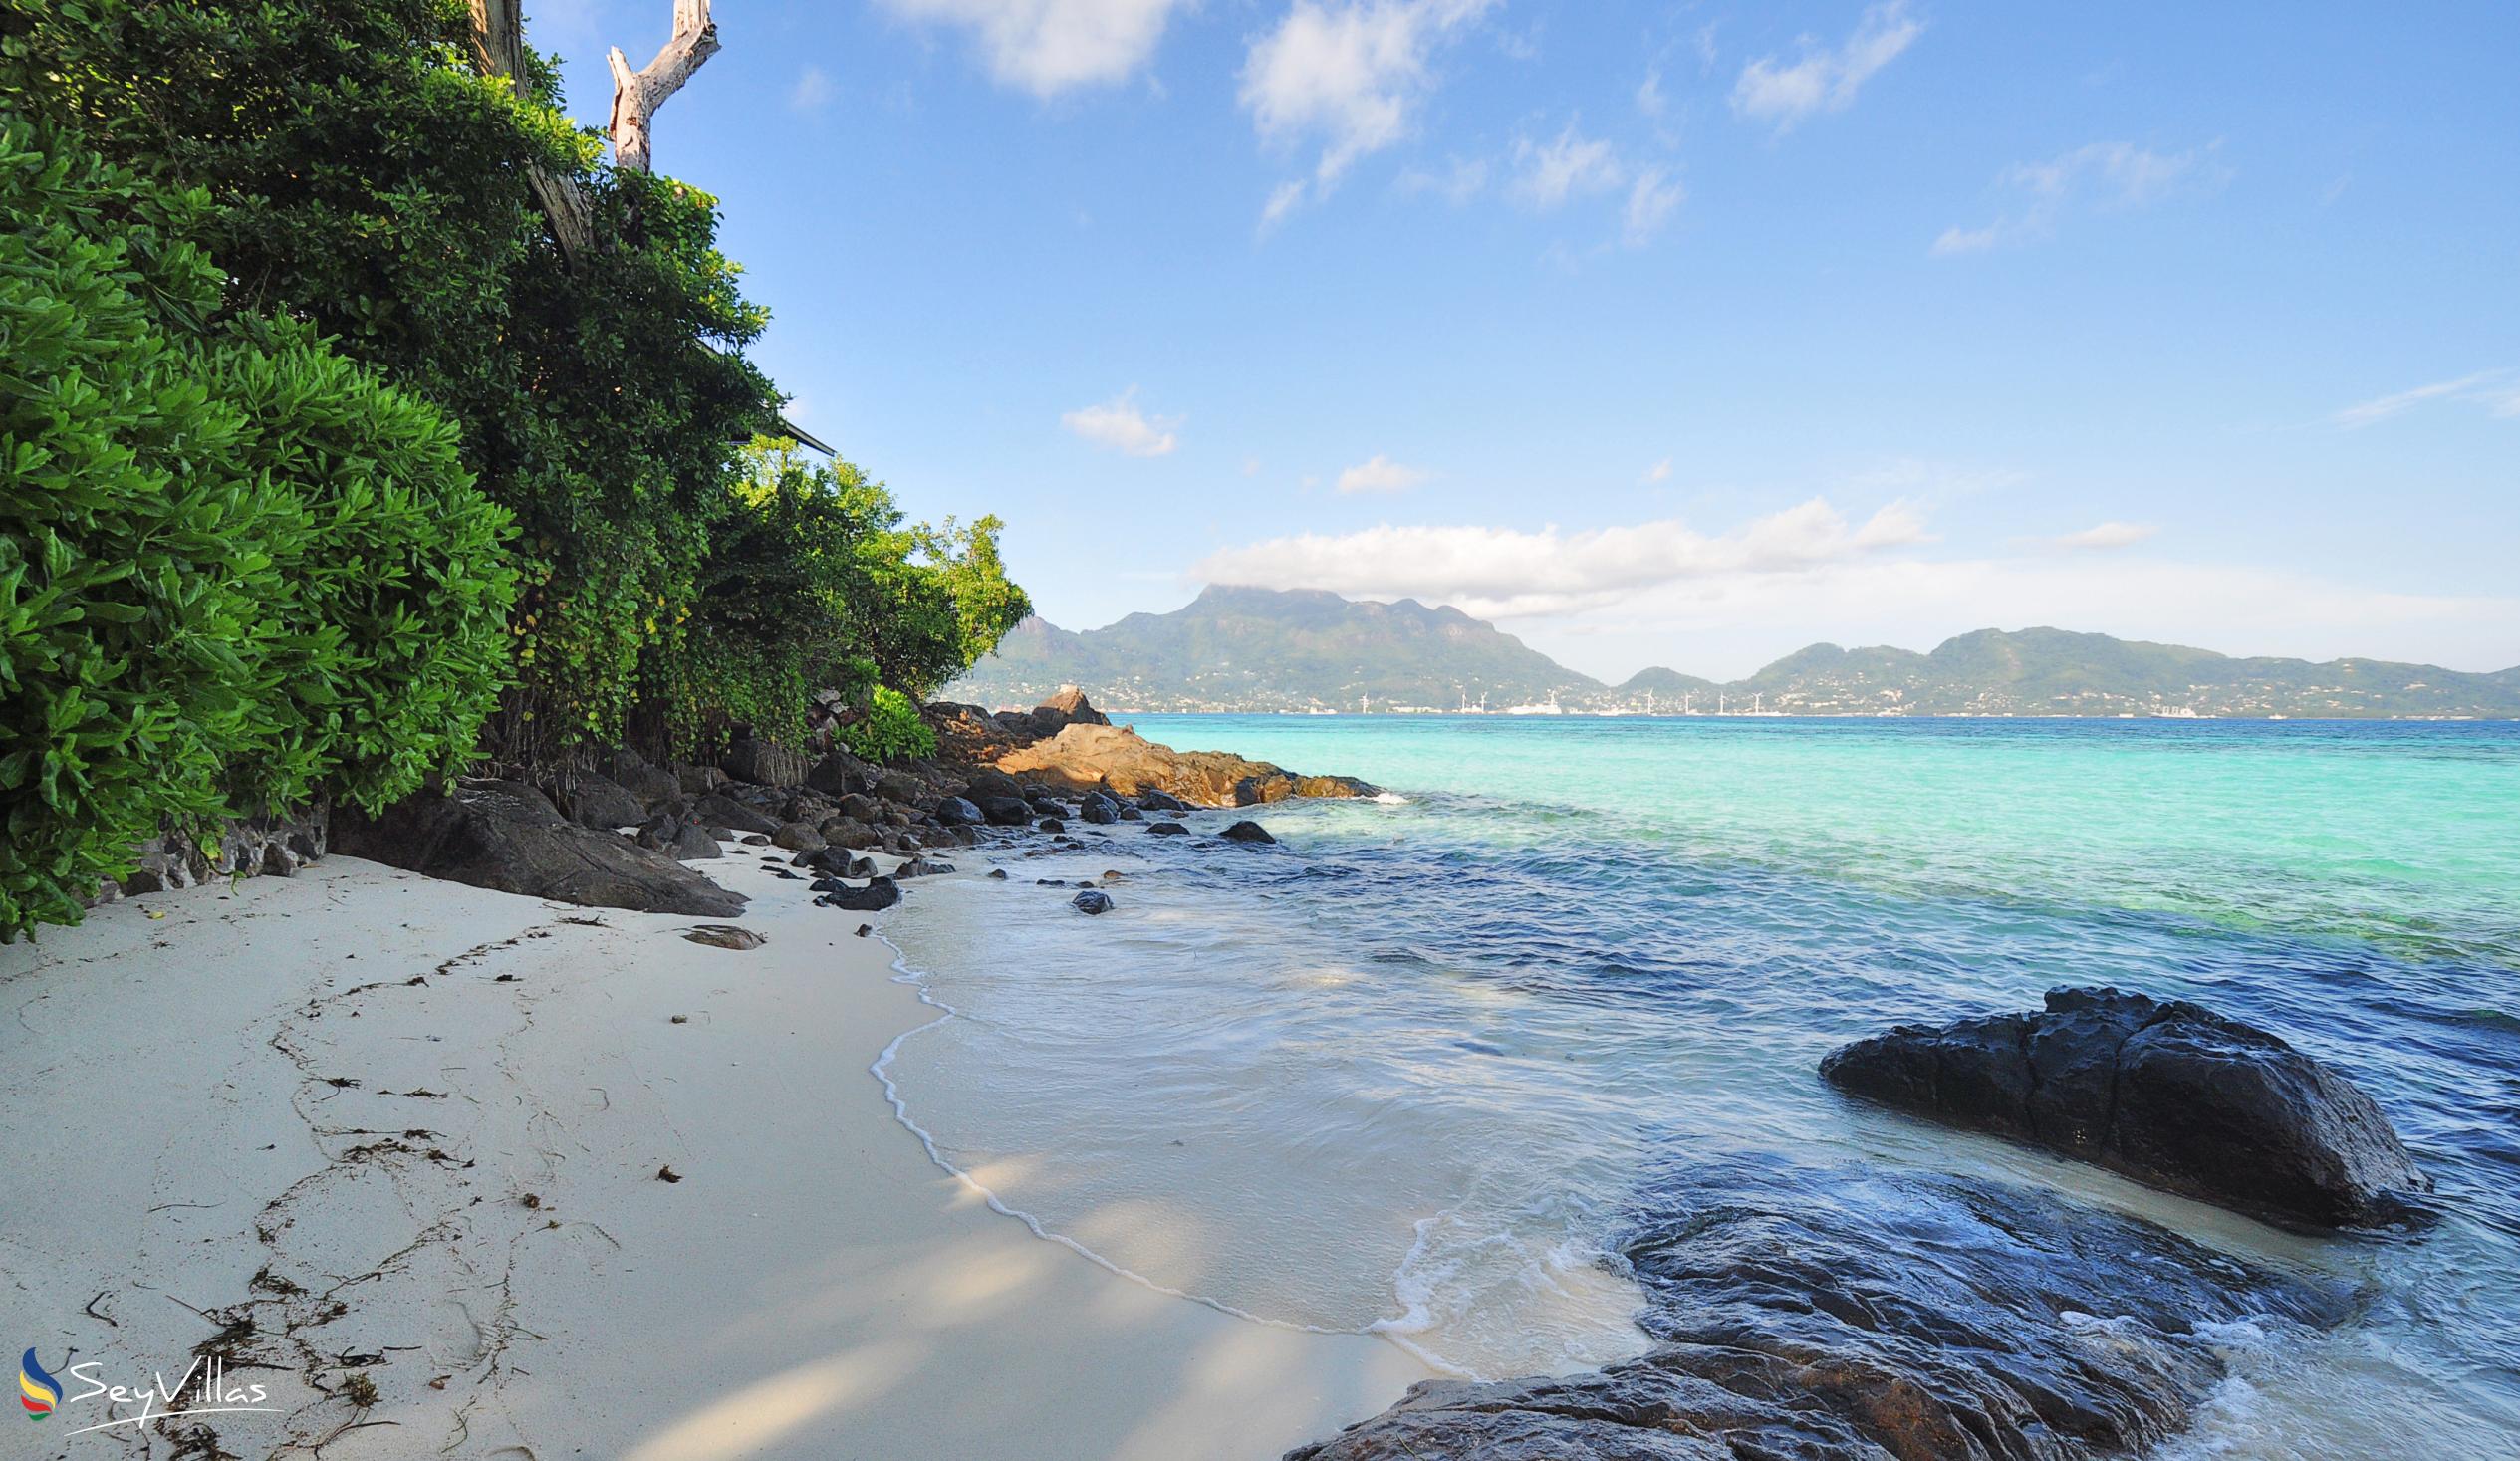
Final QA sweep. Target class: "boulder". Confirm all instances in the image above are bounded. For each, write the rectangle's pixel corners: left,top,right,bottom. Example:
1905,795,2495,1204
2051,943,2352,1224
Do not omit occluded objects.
873,771,925,804
1118,806,1143,821
1289,1159,2347,1461
985,868,1009,880
682,924,765,951
671,762,727,796
818,817,882,851
1821,986,2432,1228
816,877,900,912
974,795,1034,827
1135,788,1190,813
1026,796,1068,818
1079,791,1122,825
692,793,781,836
557,772,647,831
1218,820,1275,845
835,793,882,823
1147,821,1189,837
610,757,684,811
993,723,1376,808
805,749,873,797
719,738,811,788
933,796,986,828
1038,817,1066,834
1039,685,1110,727
892,858,956,879
771,821,826,852
1071,889,1114,915
961,768,1024,803
335,780,744,917
635,816,722,862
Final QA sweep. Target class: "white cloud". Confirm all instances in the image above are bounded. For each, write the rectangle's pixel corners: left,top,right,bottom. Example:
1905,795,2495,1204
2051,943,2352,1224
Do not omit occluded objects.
1241,0,1498,217
1934,141,2226,255
1397,155,1490,204
1624,166,1684,245
1061,389,1179,456
2029,521,2159,552
877,0,1186,96
1642,457,1672,484
1194,498,1930,617
1730,1,1920,130
790,65,835,112
2334,369,2520,428
1336,454,1434,494
1510,123,1624,209
1636,66,1666,119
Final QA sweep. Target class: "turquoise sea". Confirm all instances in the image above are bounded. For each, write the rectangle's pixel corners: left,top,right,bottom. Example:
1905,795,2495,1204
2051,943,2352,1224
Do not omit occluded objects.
882,717,2520,1456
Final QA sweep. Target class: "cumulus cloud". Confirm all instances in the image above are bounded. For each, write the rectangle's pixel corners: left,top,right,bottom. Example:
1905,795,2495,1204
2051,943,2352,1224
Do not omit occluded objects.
2334,368,2520,428
1336,454,1433,493
877,0,1185,96
1062,389,1179,456
1510,122,1624,209
2027,521,2159,552
1241,0,1497,218
1730,0,1920,130
1934,141,2226,255
1194,498,1930,617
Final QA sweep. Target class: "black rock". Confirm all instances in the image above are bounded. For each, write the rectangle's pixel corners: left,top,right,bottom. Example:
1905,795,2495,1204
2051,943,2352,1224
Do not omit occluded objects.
558,771,648,830
1038,817,1066,834
804,749,874,797
633,817,720,861
1147,821,1189,837
719,738,811,788
1071,890,1114,915
1118,806,1144,821
1821,986,2432,1228
692,793,781,836
335,780,745,917
1135,788,1191,813
771,821,826,852
1289,1159,2348,1461
974,795,1035,827
1027,796,1068,818
815,877,900,912
986,868,1009,880
1218,820,1275,844
1079,791,1122,825
892,857,956,878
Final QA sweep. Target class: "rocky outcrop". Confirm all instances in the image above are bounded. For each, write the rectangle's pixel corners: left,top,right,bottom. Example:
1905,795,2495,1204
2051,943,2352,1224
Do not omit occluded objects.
552,771,647,830
1821,986,2431,1228
1290,1160,2347,1461
993,724,1377,807
335,780,745,916
718,737,811,788
100,807,328,905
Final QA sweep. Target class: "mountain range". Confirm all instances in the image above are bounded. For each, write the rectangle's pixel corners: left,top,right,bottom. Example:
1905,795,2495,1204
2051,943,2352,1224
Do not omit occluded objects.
946,586,2520,719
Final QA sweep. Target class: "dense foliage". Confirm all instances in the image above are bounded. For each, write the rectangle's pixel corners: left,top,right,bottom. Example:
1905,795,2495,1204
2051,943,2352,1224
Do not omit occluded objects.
842,687,939,765
0,105,515,937
1,0,1030,934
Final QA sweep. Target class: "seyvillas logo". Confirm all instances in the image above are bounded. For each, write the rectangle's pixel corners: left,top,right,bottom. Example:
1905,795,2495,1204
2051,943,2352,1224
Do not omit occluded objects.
19,1349,61,1421
15,1348,278,1437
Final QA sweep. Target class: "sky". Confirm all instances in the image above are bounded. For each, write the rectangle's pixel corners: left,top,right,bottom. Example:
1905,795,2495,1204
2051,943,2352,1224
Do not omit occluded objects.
535,1,2520,679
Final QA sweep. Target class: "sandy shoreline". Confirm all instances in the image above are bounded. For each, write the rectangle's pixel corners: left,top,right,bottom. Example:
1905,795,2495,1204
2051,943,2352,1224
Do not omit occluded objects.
0,850,1426,1458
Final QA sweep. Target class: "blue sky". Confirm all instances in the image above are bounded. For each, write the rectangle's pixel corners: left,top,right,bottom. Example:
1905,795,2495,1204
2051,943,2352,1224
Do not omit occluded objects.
537,1,2520,678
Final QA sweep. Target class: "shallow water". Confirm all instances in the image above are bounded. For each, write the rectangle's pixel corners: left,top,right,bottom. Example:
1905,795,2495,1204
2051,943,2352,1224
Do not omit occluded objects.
882,716,2520,1455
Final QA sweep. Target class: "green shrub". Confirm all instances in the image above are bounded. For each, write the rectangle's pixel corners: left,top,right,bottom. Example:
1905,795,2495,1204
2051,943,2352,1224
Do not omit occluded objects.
0,111,516,939
842,686,938,765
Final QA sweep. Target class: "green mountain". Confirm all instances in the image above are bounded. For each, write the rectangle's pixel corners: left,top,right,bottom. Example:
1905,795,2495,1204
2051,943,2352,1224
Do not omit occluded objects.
950,586,1597,710
945,589,2520,718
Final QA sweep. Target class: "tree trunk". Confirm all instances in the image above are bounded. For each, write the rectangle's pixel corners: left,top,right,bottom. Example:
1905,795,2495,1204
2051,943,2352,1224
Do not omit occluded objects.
607,0,721,173
467,0,595,265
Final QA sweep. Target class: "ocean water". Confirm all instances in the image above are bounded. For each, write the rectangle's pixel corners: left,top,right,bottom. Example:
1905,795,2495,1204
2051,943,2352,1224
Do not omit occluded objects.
880,716,2520,1455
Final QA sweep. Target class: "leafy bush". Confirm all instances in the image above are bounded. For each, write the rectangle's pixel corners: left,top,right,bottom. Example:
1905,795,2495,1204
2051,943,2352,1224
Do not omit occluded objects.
0,107,516,939
842,686,938,765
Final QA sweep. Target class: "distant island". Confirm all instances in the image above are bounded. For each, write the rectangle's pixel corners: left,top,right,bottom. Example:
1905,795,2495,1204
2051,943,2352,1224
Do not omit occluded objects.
947,586,2520,719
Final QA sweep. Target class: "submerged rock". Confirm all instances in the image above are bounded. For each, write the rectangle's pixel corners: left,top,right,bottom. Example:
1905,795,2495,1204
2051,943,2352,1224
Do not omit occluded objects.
1822,986,2431,1228
1071,889,1114,915
336,780,745,917
1146,821,1189,837
1218,820,1275,844
1289,1159,2348,1461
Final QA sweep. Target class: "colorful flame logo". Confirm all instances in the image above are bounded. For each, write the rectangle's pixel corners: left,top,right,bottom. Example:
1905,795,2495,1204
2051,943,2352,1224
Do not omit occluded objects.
19,1348,61,1421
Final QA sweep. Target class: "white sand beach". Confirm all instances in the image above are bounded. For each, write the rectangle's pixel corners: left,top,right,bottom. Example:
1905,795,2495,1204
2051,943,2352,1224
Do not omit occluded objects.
0,851,1427,1458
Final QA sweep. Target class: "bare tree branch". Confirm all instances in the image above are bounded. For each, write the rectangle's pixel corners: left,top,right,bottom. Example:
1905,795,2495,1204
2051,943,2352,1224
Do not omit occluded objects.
467,0,595,265
606,0,721,173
